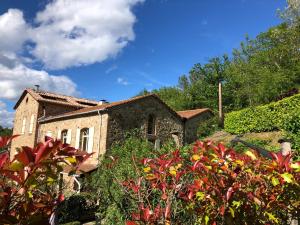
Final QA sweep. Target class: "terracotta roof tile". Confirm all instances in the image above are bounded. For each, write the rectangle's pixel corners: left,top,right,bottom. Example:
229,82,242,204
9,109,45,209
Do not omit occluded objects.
14,88,101,109
39,94,163,122
177,108,212,120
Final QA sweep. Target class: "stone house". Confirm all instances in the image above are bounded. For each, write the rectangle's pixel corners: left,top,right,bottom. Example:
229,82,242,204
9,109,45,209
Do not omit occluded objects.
11,88,213,173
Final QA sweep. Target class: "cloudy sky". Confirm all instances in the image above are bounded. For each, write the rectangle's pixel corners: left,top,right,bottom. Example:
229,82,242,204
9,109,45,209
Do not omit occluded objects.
0,0,285,127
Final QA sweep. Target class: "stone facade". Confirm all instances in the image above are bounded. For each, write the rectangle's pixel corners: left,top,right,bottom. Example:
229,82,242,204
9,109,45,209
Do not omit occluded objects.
39,113,108,163
11,93,39,159
184,111,213,144
106,96,184,149
11,89,213,166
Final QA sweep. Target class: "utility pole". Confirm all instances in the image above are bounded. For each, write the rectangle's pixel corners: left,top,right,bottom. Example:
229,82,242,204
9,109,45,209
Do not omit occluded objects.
218,79,224,127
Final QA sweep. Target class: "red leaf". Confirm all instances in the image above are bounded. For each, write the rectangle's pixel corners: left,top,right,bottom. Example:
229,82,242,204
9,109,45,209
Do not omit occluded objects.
126,221,138,225
15,146,35,166
226,187,234,201
0,152,9,168
142,207,151,221
220,205,225,215
0,135,19,148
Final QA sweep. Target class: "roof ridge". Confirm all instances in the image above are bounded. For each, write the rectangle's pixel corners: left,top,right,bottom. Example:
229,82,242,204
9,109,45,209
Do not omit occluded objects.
27,88,100,103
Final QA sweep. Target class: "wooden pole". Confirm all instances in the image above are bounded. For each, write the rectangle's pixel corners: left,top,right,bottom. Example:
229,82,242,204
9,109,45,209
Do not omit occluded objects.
218,80,224,127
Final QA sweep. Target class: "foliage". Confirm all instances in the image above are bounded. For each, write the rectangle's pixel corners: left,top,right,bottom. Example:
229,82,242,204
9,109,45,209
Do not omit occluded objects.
120,141,300,225
224,93,300,133
56,193,97,224
0,136,92,225
197,115,219,139
88,134,155,224
0,126,12,137
140,15,300,114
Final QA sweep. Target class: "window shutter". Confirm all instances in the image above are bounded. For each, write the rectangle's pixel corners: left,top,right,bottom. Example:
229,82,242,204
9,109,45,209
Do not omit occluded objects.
67,129,72,144
57,130,61,139
29,115,35,134
88,127,94,153
75,128,80,149
21,118,26,134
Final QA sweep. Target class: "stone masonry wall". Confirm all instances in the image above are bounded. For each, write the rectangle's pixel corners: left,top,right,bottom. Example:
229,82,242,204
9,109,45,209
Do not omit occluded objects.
11,93,39,159
184,111,213,144
38,113,108,163
106,96,184,150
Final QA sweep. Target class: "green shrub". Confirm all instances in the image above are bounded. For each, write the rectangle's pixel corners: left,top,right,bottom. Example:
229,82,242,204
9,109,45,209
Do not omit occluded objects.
57,193,97,224
197,115,219,138
225,94,300,144
60,222,81,225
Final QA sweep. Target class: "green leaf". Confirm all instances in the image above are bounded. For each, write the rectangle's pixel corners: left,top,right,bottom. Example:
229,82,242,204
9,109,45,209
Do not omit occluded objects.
196,191,205,201
28,191,33,198
66,157,76,164
232,200,241,208
229,207,235,218
291,163,300,172
9,161,24,171
204,215,209,225
271,177,280,186
265,212,279,224
245,151,257,160
280,173,294,183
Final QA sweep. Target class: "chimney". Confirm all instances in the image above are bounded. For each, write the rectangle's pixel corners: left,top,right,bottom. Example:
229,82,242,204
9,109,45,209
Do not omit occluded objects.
34,85,40,91
99,99,108,105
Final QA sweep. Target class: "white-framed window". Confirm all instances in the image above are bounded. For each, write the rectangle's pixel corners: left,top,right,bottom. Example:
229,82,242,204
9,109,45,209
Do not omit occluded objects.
79,128,89,151
61,129,68,144
29,115,35,134
75,127,94,153
21,117,26,134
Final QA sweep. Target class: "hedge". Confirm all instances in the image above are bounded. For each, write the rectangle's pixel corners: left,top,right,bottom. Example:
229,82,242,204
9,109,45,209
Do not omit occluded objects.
224,93,300,134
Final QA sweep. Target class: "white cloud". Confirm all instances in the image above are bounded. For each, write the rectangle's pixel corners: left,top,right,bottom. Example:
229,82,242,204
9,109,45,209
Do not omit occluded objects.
0,101,14,128
0,54,77,100
0,0,143,102
0,9,29,54
117,77,129,85
28,0,143,69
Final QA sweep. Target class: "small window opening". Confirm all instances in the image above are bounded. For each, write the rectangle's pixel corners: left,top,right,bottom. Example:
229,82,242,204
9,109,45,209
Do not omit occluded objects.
61,129,68,144
79,128,89,151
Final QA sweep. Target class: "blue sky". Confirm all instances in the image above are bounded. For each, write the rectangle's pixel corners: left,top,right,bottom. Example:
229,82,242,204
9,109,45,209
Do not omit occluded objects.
0,0,286,127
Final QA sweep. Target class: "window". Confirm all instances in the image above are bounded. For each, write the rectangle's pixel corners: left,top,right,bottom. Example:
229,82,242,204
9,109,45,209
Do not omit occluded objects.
147,115,156,135
79,128,89,151
29,115,35,134
21,118,26,134
61,129,68,144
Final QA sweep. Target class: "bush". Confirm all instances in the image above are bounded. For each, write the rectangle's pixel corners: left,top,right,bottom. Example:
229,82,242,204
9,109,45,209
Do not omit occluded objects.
197,115,219,138
57,193,97,224
0,136,92,224
224,94,300,151
87,133,154,224
120,141,300,225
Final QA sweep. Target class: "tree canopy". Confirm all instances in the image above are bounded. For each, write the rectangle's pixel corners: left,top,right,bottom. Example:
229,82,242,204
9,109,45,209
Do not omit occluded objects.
141,11,300,113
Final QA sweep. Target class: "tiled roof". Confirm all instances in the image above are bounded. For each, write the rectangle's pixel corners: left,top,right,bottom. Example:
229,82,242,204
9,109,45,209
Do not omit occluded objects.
177,108,212,119
14,88,101,109
39,94,178,122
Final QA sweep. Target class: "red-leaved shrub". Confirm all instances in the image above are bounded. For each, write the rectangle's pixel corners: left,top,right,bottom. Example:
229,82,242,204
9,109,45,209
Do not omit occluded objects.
121,141,300,225
0,136,92,224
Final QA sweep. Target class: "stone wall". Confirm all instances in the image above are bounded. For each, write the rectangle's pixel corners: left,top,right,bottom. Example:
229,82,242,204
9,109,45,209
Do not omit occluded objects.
11,93,39,159
184,111,213,144
38,112,108,163
106,96,184,150
38,102,80,118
